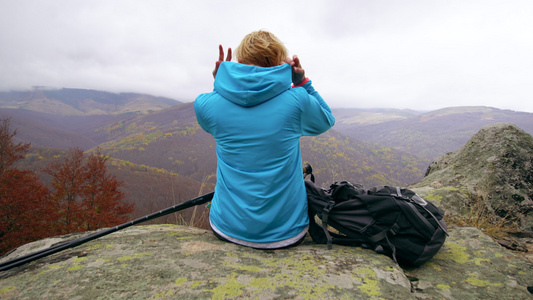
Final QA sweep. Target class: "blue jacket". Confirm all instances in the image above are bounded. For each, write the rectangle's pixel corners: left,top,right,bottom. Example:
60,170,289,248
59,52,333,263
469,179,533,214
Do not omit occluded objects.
194,61,335,244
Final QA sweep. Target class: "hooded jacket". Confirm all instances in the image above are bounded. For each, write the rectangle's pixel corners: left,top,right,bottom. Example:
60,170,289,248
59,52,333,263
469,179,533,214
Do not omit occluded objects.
194,61,335,245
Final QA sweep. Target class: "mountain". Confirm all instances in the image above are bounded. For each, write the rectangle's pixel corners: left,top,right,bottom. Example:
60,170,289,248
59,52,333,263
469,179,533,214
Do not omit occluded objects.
0,90,425,187
0,88,181,149
0,88,181,116
0,108,132,149
4,88,533,225
87,102,427,187
332,107,422,125
333,106,533,160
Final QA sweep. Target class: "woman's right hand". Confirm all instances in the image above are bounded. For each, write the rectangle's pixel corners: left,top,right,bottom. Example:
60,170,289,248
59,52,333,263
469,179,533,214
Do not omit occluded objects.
213,45,232,79
286,55,306,86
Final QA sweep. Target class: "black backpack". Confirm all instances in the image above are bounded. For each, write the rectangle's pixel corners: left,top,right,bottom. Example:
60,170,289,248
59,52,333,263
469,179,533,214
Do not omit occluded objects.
305,179,448,267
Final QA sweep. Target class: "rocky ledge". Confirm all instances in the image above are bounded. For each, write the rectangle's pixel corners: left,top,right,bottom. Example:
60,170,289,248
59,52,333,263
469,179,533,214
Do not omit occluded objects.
1,224,531,299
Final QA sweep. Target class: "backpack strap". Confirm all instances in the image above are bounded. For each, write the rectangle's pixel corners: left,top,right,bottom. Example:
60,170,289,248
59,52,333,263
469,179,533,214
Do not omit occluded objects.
366,223,400,264
384,235,398,264
320,200,336,249
405,202,437,239
394,188,449,237
416,203,449,236
366,223,400,244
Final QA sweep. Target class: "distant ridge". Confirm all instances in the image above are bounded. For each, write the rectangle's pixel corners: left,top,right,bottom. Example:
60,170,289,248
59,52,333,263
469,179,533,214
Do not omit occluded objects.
333,106,533,160
0,88,181,116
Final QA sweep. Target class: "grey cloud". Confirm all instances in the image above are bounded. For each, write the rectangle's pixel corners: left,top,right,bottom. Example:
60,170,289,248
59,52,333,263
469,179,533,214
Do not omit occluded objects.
1,0,532,112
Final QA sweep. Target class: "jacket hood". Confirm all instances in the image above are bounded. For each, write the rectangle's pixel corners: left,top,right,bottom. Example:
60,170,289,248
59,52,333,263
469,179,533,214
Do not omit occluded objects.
214,62,292,107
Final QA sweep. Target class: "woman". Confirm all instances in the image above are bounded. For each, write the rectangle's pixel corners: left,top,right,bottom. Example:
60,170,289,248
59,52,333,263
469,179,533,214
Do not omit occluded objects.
194,30,335,249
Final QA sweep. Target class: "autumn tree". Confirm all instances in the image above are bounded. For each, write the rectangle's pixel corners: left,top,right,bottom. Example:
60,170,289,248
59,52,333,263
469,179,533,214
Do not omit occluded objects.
44,148,86,233
0,118,52,254
81,149,133,230
45,148,134,233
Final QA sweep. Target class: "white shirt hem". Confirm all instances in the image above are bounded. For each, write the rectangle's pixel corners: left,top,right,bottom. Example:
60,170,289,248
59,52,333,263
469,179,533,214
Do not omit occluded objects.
210,220,308,249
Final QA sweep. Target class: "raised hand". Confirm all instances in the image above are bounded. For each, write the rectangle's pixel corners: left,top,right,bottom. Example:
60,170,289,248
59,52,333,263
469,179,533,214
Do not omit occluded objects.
286,55,306,86
213,45,232,79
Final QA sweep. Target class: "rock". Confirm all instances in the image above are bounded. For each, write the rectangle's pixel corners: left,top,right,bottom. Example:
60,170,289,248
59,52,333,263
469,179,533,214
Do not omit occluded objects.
406,226,532,299
1,224,532,299
412,123,533,231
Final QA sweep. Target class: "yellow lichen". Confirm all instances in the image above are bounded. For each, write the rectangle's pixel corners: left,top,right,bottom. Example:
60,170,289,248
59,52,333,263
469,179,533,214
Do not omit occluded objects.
86,244,103,250
249,277,277,291
0,286,16,295
354,268,382,297
154,290,174,299
424,194,443,202
426,261,442,271
74,257,88,263
208,273,243,300
465,273,502,287
117,252,153,261
175,277,188,286
67,264,84,272
220,252,338,298
48,265,62,269
86,244,114,251
471,258,490,266
117,256,135,261
434,242,469,264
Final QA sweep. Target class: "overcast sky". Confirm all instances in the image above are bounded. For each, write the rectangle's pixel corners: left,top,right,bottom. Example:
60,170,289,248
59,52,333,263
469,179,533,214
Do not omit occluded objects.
1,0,532,112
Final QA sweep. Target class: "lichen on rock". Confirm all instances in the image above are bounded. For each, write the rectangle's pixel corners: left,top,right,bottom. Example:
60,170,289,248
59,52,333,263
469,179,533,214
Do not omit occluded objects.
1,224,532,299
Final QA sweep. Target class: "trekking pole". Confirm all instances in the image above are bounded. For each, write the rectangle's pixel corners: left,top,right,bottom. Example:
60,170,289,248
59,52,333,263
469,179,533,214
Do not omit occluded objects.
0,192,214,272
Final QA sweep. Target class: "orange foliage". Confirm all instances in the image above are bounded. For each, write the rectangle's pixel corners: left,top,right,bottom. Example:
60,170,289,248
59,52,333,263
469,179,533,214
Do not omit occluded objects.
45,148,134,234
0,118,135,255
0,169,52,254
0,118,54,254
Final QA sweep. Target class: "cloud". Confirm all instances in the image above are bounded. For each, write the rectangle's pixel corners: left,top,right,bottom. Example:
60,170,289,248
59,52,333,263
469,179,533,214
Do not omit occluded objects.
1,0,532,112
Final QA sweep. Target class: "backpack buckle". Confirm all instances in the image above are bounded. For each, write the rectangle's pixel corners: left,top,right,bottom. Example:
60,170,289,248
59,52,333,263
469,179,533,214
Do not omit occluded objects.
323,201,335,213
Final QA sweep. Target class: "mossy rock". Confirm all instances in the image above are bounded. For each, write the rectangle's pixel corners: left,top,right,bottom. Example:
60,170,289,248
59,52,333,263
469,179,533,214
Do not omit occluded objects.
1,225,532,299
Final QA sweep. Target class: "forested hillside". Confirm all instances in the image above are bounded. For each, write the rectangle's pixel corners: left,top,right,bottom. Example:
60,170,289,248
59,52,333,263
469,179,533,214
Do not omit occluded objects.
15,147,211,227
89,102,428,187
300,130,426,187
0,108,132,149
4,88,533,232
333,106,533,160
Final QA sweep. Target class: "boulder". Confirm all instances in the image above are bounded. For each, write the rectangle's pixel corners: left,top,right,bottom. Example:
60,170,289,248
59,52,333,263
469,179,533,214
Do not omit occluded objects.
412,123,533,232
0,224,531,299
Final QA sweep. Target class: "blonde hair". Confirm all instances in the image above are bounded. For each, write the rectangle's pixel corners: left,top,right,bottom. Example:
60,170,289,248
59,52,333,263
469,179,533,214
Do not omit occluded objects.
235,30,288,67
